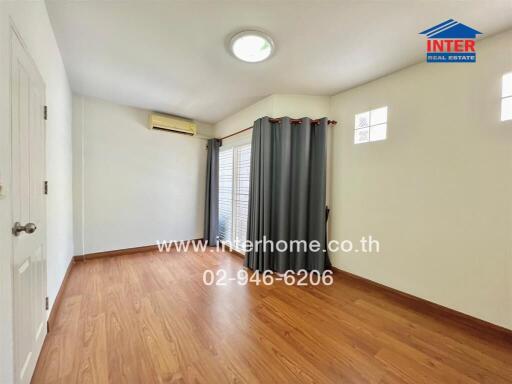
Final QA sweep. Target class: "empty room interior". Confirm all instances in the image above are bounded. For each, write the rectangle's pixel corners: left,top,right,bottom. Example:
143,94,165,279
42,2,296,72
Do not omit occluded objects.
1,1,512,383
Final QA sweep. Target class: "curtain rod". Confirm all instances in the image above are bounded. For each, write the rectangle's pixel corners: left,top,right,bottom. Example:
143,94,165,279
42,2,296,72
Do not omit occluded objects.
219,119,338,141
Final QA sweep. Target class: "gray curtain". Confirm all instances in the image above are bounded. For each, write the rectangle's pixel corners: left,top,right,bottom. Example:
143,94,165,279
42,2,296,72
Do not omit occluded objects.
204,138,220,245
245,117,328,273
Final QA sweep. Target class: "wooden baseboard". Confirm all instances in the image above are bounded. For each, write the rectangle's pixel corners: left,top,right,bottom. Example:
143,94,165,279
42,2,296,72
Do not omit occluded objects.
331,266,512,343
229,248,245,258
73,244,159,262
47,257,74,332
48,247,511,344
218,241,245,258
73,239,205,262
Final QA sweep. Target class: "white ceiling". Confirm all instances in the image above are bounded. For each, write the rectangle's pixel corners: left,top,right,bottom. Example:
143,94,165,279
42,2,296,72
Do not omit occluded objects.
46,0,512,123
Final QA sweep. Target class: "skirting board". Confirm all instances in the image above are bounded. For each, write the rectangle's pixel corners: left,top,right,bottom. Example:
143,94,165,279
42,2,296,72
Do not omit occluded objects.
73,239,205,262
218,241,245,258
47,257,74,332
73,244,160,261
65,244,512,343
230,249,245,258
331,266,512,343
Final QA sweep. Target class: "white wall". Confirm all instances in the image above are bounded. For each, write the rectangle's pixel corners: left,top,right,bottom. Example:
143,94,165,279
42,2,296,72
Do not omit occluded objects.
213,32,512,330
0,2,74,382
214,95,274,138
272,94,330,120
329,30,512,330
73,95,212,255
214,93,333,215
214,94,330,138
214,94,332,195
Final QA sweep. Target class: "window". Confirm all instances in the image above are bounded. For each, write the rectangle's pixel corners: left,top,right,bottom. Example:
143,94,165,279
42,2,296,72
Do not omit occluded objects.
218,148,233,242
502,73,512,121
218,143,251,252
354,106,388,144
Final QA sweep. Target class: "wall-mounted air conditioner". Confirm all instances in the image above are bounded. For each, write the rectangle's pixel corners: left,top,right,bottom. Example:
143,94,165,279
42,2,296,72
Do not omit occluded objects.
149,112,197,136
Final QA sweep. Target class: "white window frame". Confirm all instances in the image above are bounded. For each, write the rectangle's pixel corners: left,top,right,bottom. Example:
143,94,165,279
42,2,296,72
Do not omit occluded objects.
218,133,251,253
231,143,250,248
354,106,388,144
501,72,512,122
218,147,233,243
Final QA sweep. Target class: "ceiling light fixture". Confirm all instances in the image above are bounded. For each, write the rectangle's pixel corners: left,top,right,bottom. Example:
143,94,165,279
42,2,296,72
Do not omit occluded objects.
230,30,274,63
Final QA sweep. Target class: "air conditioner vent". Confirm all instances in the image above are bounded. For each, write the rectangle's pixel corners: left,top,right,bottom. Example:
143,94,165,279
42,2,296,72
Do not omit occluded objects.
149,112,197,136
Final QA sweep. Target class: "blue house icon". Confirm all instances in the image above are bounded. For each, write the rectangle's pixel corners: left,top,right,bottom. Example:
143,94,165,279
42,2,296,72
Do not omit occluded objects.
420,19,482,39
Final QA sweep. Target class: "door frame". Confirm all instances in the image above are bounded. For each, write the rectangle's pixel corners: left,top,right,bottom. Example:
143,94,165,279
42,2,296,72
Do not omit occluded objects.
9,21,48,384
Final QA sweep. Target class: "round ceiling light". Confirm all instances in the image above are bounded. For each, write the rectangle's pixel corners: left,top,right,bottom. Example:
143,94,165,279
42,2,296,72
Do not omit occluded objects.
230,30,274,63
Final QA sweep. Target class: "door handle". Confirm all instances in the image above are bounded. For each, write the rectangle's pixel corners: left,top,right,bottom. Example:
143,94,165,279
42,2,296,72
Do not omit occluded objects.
12,222,37,236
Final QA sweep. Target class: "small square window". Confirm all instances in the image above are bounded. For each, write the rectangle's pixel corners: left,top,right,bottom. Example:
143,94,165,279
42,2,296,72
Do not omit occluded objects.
354,128,370,144
370,123,387,142
503,73,512,98
370,107,387,126
502,73,512,122
502,96,512,122
355,112,370,129
354,106,388,144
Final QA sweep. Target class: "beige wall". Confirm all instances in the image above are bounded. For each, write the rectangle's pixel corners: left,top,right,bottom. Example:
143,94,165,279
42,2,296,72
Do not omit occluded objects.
329,30,512,330
73,95,213,255
214,94,332,198
214,94,330,138
0,2,74,382
214,31,512,330
214,96,274,138
272,94,330,120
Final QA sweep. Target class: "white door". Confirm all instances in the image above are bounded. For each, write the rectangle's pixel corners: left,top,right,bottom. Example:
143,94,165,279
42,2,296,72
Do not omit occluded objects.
11,29,47,384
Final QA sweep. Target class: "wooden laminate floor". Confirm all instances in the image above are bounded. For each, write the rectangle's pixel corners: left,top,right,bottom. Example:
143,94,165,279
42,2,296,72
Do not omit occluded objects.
32,249,512,384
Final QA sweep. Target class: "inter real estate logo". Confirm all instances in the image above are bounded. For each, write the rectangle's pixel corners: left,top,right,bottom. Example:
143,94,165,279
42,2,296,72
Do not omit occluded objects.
420,19,482,63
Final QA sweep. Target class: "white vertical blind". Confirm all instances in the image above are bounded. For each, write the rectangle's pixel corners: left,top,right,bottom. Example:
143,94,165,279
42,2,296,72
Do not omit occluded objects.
233,144,251,247
218,143,251,251
218,148,233,242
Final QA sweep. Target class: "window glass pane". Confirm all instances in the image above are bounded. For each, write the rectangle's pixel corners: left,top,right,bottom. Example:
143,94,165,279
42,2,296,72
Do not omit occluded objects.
370,106,387,126
370,123,387,142
218,148,233,242
501,96,512,121
503,73,512,98
354,127,370,144
355,111,370,129
234,144,251,251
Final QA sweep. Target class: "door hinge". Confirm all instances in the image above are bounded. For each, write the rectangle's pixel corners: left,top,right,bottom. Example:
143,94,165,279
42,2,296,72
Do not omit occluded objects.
44,105,48,121
44,181,48,195
45,297,49,311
